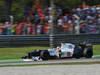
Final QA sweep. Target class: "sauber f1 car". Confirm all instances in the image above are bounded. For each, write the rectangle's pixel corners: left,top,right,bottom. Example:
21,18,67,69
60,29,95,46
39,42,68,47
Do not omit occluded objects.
22,43,93,61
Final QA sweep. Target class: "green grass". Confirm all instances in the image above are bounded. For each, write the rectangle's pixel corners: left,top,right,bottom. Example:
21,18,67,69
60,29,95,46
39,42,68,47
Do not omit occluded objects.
0,45,99,60
0,46,50,60
93,45,100,55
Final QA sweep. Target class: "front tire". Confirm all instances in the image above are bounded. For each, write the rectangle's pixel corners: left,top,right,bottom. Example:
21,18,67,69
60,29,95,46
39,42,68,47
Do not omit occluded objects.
40,50,50,60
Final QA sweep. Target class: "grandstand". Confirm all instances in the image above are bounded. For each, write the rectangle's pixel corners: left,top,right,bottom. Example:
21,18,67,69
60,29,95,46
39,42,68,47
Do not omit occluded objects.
0,0,99,47
0,0,100,35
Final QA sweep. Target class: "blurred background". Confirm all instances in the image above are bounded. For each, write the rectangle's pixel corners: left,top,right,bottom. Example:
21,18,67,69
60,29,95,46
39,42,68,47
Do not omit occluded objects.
0,0,99,35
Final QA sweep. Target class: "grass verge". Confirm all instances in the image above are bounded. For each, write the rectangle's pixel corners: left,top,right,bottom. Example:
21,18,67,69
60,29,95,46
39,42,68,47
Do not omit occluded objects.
93,45,100,55
0,46,50,60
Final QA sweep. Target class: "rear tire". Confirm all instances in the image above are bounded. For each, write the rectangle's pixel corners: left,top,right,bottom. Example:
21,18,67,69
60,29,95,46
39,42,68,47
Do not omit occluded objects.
84,45,93,58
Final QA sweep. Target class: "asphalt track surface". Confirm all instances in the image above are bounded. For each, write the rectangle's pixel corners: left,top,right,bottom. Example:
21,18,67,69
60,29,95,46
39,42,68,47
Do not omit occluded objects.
0,58,100,75
0,64,100,75
0,57,100,66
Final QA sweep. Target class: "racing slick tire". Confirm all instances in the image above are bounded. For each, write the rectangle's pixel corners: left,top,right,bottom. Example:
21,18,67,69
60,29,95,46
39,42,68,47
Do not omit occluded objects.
40,50,50,60
84,46,93,58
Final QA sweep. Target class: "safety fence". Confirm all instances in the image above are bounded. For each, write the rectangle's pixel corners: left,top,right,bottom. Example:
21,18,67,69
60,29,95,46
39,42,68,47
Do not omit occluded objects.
0,34,100,47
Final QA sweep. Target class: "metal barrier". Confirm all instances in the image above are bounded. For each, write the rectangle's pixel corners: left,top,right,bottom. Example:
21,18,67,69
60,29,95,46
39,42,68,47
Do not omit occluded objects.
53,34,100,46
0,35,49,47
0,34,100,47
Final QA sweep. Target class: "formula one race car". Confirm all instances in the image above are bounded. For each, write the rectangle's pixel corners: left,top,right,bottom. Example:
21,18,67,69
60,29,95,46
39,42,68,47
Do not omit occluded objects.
22,43,93,61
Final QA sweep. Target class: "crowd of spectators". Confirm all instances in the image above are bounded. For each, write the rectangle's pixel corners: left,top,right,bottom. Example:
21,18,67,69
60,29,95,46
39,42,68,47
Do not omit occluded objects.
0,4,100,35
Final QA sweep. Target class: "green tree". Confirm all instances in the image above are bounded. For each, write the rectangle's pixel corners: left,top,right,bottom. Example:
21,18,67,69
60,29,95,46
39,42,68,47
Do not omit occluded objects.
0,0,33,22
4,0,13,21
